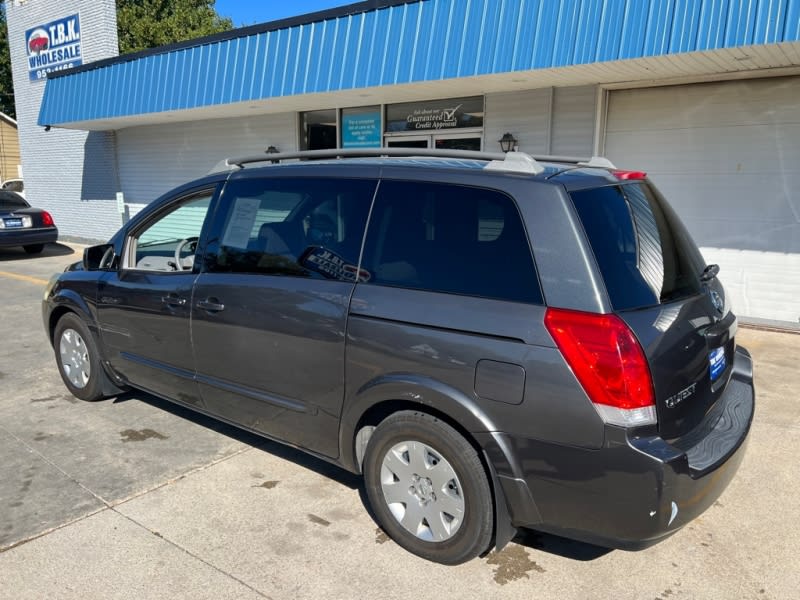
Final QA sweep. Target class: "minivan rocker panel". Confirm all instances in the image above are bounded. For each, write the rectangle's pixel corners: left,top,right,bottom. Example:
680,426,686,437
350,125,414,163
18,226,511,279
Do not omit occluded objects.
43,149,754,565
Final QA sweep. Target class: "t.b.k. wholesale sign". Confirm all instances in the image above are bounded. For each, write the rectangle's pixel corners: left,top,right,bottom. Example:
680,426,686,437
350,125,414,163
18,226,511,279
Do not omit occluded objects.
26,14,82,82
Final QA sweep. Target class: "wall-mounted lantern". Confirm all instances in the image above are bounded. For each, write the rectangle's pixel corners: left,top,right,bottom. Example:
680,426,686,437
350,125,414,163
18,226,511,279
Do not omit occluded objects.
498,132,518,153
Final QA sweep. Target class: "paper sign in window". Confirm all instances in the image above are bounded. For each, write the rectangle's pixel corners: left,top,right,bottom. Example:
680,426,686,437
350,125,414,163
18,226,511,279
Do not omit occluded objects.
222,197,261,249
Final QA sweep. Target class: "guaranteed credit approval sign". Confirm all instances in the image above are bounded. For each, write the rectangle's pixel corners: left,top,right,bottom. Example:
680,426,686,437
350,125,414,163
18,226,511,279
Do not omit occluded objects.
26,14,82,82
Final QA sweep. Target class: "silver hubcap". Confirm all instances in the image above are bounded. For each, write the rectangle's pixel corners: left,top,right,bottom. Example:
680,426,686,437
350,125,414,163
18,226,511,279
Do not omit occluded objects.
59,328,90,389
380,441,465,542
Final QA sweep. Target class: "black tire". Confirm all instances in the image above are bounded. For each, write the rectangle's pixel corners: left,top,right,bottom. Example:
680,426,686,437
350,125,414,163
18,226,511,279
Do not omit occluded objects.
53,313,109,401
363,411,493,564
23,244,44,254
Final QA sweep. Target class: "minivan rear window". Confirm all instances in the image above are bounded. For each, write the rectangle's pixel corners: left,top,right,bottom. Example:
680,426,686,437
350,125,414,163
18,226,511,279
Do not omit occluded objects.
570,182,707,310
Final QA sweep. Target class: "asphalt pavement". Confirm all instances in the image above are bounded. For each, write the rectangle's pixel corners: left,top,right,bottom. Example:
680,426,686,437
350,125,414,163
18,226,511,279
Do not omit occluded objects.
0,242,798,600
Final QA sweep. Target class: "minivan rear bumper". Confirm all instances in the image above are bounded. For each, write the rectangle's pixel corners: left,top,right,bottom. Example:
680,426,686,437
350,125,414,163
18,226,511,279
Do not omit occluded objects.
480,345,754,550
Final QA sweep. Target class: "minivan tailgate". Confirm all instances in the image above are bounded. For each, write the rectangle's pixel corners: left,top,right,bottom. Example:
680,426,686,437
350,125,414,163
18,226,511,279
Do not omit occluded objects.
569,180,740,440
618,284,737,440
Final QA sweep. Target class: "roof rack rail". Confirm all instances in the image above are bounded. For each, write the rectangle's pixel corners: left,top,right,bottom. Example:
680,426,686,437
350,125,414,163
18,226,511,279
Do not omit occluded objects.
210,147,547,175
527,154,617,169
579,156,617,169
528,154,591,164
209,148,617,176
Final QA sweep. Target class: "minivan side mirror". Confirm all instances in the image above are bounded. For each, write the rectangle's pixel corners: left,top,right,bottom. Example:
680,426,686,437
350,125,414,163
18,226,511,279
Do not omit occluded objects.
83,243,117,271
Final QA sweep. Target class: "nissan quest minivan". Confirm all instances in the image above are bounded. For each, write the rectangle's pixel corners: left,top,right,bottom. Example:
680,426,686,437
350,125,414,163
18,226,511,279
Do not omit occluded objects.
43,148,754,564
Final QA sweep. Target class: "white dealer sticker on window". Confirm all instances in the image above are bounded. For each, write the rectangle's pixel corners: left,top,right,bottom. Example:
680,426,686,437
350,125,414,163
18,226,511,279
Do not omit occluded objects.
222,197,261,249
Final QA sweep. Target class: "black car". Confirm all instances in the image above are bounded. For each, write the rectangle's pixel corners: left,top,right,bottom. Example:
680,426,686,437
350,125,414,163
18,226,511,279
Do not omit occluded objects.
0,190,58,254
42,148,754,564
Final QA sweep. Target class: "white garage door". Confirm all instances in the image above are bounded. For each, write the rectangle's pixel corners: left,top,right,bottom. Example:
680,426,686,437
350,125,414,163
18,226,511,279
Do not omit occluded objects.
117,112,298,211
605,77,800,327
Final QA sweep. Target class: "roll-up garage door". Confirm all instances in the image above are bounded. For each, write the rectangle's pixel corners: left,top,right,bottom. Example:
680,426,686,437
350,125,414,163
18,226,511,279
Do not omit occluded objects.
604,76,800,327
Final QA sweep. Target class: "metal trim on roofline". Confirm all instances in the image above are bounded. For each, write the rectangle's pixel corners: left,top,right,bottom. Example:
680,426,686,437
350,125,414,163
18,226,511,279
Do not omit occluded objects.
46,0,418,80
40,0,800,128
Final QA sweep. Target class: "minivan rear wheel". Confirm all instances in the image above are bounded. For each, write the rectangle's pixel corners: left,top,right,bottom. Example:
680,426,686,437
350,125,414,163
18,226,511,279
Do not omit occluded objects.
363,411,493,564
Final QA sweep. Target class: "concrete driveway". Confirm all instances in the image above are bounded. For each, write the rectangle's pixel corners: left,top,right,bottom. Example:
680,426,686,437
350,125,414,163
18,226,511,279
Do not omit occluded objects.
0,243,798,600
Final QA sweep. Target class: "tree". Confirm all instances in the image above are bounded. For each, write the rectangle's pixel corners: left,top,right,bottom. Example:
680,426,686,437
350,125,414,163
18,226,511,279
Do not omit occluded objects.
116,0,233,54
0,6,15,119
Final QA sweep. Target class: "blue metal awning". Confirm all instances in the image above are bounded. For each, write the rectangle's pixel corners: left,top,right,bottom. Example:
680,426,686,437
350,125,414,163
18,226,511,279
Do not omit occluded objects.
39,0,800,128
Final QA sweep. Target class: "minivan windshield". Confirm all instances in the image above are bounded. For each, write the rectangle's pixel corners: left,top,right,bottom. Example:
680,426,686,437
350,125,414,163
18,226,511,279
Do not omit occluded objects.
571,182,707,310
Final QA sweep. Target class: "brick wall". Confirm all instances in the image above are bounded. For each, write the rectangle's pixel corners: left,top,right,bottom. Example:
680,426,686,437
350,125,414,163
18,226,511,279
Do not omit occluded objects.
6,0,120,242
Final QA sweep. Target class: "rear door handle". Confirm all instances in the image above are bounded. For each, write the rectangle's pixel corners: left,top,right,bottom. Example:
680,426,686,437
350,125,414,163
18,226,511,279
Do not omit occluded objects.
161,294,187,307
197,298,225,312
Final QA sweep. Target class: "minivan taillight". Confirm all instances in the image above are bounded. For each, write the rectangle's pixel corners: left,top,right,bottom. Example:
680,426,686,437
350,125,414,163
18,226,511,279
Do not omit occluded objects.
544,308,657,427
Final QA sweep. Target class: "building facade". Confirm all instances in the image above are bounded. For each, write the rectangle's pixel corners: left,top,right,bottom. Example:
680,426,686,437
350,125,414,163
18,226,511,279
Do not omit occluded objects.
6,0,800,326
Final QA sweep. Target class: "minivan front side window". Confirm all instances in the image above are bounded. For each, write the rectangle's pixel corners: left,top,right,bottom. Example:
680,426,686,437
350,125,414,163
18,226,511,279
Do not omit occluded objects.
205,177,376,282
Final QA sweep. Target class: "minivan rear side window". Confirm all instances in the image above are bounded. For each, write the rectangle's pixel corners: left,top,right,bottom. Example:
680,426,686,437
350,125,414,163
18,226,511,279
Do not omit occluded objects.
571,182,707,310
361,180,543,304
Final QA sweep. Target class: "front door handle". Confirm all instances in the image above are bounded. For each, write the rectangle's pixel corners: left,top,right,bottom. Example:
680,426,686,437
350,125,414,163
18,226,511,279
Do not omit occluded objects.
197,298,225,312
161,294,187,307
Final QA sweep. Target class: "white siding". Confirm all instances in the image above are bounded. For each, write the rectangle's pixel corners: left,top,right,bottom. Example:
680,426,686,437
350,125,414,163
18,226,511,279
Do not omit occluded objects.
484,89,551,155
551,86,596,157
484,86,596,157
117,113,298,205
605,76,800,325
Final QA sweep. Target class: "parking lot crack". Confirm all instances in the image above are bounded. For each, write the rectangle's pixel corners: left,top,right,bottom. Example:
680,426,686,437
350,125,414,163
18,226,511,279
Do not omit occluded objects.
0,506,110,554
109,445,256,508
0,423,112,507
115,510,274,599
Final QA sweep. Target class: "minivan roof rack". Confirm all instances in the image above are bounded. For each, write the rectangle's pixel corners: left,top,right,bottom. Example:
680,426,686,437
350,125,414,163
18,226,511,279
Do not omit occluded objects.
209,148,616,176
578,156,617,169
529,155,617,169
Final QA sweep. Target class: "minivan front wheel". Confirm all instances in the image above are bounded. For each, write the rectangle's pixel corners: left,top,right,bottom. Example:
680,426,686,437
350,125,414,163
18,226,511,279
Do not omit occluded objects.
53,313,106,401
363,411,493,564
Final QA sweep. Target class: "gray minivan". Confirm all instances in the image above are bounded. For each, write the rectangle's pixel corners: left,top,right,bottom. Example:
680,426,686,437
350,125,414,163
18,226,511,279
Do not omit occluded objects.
43,149,754,564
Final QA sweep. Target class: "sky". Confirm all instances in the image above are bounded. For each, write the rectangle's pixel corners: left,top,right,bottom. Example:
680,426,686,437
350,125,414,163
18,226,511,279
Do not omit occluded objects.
214,0,355,27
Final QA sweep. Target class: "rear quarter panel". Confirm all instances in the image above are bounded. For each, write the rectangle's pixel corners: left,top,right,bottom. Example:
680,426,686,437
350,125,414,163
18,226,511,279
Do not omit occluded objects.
341,285,606,472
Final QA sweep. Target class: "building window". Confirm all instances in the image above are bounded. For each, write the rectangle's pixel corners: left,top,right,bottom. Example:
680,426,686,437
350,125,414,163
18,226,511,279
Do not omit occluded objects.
385,96,484,133
341,106,382,148
300,109,337,150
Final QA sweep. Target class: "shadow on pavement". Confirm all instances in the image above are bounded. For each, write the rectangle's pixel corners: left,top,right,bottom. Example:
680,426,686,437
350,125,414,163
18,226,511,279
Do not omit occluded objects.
511,528,612,561
0,243,76,261
111,390,614,562
111,390,362,491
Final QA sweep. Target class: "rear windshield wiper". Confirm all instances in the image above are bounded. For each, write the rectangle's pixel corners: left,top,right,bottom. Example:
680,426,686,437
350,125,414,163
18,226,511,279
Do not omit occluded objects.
700,264,720,282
